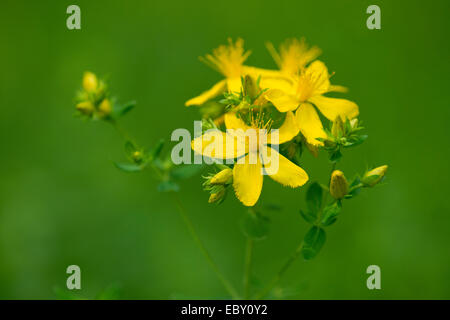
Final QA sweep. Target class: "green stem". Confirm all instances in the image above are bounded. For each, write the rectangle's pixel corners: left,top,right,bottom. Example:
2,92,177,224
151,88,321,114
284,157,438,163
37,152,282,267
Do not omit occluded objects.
244,238,253,299
254,241,304,300
171,193,240,300
107,119,239,299
254,161,338,299
109,118,131,141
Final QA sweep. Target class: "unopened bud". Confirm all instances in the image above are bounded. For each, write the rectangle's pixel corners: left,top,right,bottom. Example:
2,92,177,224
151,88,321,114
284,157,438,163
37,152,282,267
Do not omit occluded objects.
331,116,345,137
330,170,348,199
98,99,112,118
76,101,94,115
362,165,388,187
243,75,258,99
208,189,226,204
210,168,233,185
82,72,98,93
132,151,143,163
350,118,358,129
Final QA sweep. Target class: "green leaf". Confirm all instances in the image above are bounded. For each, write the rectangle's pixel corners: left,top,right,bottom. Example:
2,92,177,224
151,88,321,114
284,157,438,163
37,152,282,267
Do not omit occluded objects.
171,164,203,180
113,162,142,172
240,211,270,241
157,180,180,192
329,149,342,162
306,182,322,215
301,226,326,260
148,139,164,160
299,209,316,224
321,202,342,227
116,100,136,117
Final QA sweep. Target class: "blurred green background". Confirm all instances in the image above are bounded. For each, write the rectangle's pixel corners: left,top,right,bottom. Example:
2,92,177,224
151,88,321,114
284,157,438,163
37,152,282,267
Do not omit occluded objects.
0,0,449,299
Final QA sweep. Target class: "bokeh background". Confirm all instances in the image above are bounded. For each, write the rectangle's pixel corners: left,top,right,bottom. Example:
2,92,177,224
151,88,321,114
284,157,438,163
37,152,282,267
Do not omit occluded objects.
0,0,449,299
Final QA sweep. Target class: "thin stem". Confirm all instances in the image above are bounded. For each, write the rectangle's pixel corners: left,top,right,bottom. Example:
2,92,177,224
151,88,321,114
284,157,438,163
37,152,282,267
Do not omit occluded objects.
254,161,338,299
244,238,253,299
171,193,240,300
109,118,131,141
254,241,304,300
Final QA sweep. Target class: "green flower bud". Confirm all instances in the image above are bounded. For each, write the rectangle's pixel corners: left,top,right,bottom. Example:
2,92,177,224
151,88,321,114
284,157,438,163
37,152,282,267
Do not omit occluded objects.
210,168,233,185
331,116,345,138
243,75,258,99
330,170,348,199
132,150,143,164
350,118,358,129
362,165,388,187
208,189,226,204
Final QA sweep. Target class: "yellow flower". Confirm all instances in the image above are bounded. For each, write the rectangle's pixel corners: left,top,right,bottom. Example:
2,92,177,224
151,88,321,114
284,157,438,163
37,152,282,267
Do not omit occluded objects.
330,170,348,199
266,38,322,76
185,38,259,107
192,112,308,206
264,61,359,146
82,71,98,93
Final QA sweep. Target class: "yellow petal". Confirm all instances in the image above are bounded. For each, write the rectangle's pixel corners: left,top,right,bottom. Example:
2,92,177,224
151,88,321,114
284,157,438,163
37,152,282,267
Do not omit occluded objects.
262,147,308,187
295,103,327,146
227,77,242,93
264,89,299,112
191,130,247,159
243,66,285,79
224,112,250,130
185,80,226,106
233,153,263,206
259,77,294,91
309,95,359,121
328,84,348,93
304,60,330,96
268,111,299,144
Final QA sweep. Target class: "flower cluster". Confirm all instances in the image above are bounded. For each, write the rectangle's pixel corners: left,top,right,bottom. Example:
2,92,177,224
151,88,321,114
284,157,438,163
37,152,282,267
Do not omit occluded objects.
187,38,381,208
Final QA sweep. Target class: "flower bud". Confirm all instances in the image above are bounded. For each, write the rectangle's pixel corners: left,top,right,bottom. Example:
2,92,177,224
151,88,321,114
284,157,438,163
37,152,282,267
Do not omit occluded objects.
350,118,358,129
132,151,143,163
243,75,258,99
331,116,345,137
76,101,94,116
82,72,98,93
330,170,348,199
208,189,226,204
362,165,388,187
98,99,112,118
210,168,233,185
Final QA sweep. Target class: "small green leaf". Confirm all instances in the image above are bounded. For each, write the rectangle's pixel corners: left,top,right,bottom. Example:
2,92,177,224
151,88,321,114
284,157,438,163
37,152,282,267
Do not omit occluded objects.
321,202,342,227
299,209,316,224
157,180,180,192
329,149,342,162
114,162,142,172
148,139,164,160
240,211,270,241
306,182,322,214
301,226,326,260
116,100,136,117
